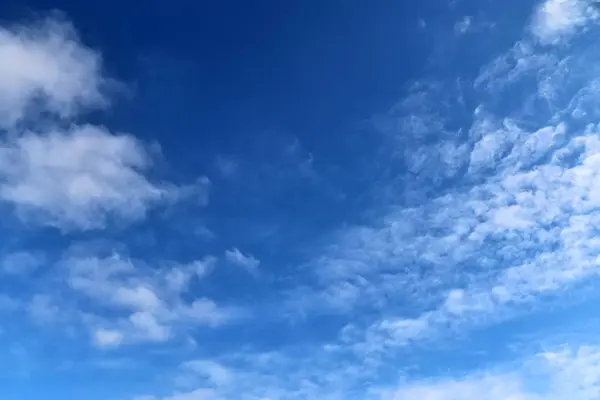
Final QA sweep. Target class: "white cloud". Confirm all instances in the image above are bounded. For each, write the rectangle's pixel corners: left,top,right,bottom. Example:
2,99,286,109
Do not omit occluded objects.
60,253,237,346
182,360,232,387
27,294,60,324
133,344,600,400
332,120,600,351
0,17,106,128
163,258,215,294
129,311,170,342
454,16,473,34
224,248,259,271
381,345,600,400
383,374,538,400
93,329,124,348
0,16,209,231
0,126,210,230
286,0,600,358
530,0,598,44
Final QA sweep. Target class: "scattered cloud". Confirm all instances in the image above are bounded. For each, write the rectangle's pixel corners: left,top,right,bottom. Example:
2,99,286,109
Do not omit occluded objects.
27,294,61,324
181,360,233,387
454,16,473,34
7,4,600,400
381,345,600,400
224,248,259,272
0,16,209,231
93,329,124,348
283,0,600,361
60,253,237,346
132,344,600,400
0,251,44,275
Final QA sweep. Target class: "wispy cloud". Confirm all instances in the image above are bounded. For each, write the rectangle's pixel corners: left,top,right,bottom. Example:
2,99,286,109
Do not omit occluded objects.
132,343,600,400
7,3,600,400
59,253,236,346
381,345,600,400
0,251,44,275
282,0,600,360
224,248,259,272
454,16,473,35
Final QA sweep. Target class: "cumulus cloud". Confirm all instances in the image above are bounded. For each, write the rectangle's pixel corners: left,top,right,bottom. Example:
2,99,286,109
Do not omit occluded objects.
0,16,208,231
0,17,106,128
0,126,160,229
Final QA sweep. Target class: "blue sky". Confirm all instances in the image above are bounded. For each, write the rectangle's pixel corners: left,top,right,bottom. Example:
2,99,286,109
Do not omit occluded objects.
2,0,600,399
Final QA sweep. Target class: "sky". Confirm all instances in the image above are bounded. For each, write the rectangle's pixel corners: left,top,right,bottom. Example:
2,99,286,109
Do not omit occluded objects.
2,0,600,399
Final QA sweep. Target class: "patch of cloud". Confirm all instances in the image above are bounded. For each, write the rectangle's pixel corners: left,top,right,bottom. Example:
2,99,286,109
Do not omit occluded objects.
0,127,211,230
0,16,208,231
133,344,600,400
93,329,124,348
382,345,600,400
287,0,600,358
224,248,259,272
181,360,232,387
382,374,538,400
27,294,61,324
214,156,238,178
59,254,236,346
455,16,473,34
0,251,44,275
0,16,106,128
530,0,599,44
0,294,20,312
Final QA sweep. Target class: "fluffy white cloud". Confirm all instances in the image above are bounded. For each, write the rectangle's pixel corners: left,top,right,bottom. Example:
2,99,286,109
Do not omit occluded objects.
530,0,598,44
0,17,209,231
0,17,105,128
0,126,166,230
